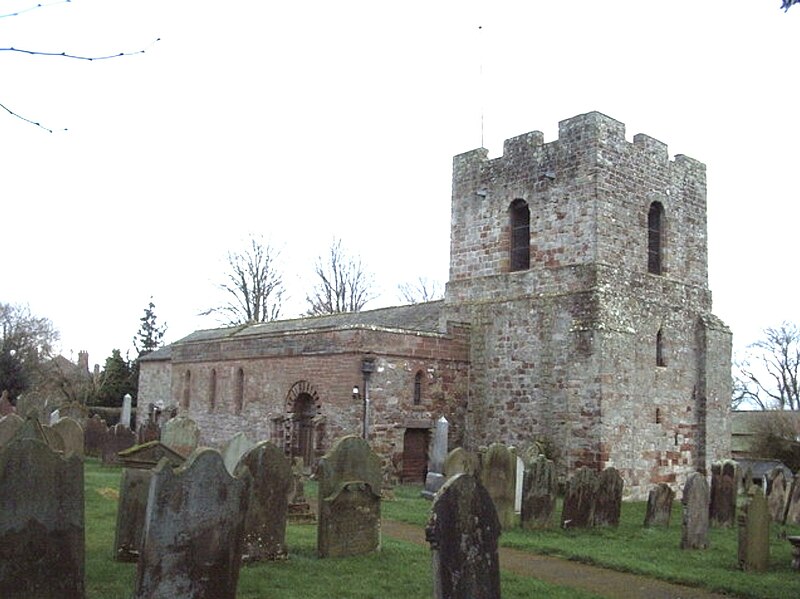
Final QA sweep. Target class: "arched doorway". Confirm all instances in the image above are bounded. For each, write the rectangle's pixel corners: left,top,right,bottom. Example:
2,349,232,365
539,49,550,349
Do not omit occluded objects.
291,392,316,466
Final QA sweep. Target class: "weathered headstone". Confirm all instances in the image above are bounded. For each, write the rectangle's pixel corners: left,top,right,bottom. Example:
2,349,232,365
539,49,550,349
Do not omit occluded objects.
121,393,133,429
767,467,789,524
114,441,186,562
479,443,517,529
443,446,479,478
738,487,770,572
425,474,501,599
644,483,675,527
0,413,24,446
84,414,108,457
0,437,85,598
316,435,382,558
594,467,623,527
133,448,248,599
222,432,256,475
234,441,293,561
709,460,737,527
136,418,161,445
562,467,597,529
680,471,710,550
162,416,200,458
0,390,14,416
520,454,557,529
785,476,800,525
102,423,136,465
422,416,449,499
52,417,85,458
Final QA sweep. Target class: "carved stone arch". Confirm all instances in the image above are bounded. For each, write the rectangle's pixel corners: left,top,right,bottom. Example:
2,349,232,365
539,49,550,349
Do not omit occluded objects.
284,380,323,467
285,380,322,415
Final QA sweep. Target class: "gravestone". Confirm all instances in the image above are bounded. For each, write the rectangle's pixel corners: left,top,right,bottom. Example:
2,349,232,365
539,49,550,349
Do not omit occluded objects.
681,471,710,550
594,467,624,527
0,413,24,446
425,474,501,599
137,418,161,445
222,432,256,475
785,476,800,525
443,446,479,478
709,460,737,527
287,457,316,524
520,454,557,529
0,390,14,416
234,441,293,561
767,467,789,524
102,423,136,465
316,435,382,558
562,467,597,529
114,441,186,562
738,487,770,572
49,408,60,425
52,417,85,458
422,416,449,499
0,437,85,598
133,448,248,599
162,416,200,457
514,455,524,513
84,414,108,457
644,483,675,527
479,443,517,529
121,393,133,429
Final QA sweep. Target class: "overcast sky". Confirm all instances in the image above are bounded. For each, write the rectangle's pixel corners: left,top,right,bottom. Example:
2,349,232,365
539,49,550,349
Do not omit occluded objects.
2,1,798,368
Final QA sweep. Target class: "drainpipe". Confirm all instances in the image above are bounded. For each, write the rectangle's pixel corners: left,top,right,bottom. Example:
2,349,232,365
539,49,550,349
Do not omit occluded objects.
361,357,375,439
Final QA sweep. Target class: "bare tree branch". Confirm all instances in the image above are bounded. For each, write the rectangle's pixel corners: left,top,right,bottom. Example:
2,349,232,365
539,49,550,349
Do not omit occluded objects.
397,276,444,305
305,238,376,316
733,322,800,410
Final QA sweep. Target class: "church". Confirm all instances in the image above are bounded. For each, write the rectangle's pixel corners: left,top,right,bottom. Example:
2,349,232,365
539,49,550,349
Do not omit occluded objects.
139,111,732,499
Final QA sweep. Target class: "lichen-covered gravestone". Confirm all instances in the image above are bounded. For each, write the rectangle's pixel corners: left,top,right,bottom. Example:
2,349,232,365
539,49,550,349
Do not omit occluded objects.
561,467,597,529
644,483,675,527
681,471,710,550
0,437,85,598
0,413,24,447
767,467,789,524
134,448,249,599
113,441,186,562
443,446,479,479
593,467,623,527
52,417,85,458
479,443,517,529
425,474,501,599
316,435,382,558
161,416,200,458
234,441,293,561
738,487,770,572
222,432,256,475
520,454,557,529
709,460,737,527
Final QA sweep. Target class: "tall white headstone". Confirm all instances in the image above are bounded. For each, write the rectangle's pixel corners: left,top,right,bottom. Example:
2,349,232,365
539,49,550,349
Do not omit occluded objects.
515,455,524,514
422,416,449,499
121,394,132,429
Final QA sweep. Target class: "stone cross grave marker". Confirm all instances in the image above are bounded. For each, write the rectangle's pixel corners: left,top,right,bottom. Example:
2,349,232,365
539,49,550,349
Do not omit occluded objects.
161,416,200,458
0,437,85,598
425,474,501,599
520,453,557,530
52,416,85,458
562,467,597,529
422,416,449,499
644,483,675,527
222,431,256,475
316,435,382,558
133,448,249,599
234,441,293,561
768,467,789,524
594,467,624,527
738,487,770,572
681,471,710,550
479,442,517,530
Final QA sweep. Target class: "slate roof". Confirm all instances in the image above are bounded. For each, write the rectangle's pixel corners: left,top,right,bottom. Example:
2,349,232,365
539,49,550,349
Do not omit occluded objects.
140,300,446,362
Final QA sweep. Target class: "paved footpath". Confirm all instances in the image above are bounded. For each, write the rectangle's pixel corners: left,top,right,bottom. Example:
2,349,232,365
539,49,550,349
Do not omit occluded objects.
381,519,735,599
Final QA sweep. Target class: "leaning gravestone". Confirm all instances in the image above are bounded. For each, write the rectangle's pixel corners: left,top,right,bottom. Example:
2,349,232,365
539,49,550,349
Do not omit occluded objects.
785,477,800,526
709,460,737,527
767,467,789,524
84,414,108,457
113,441,187,562
133,448,248,599
52,417,85,458
562,467,597,529
644,483,675,527
0,413,24,446
102,423,136,465
444,447,479,478
681,471,710,550
222,432,256,475
234,441,293,561
425,474,501,599
0,437,85,598
479,443,517,529
317,435,382,558
521,454,557,529
738,487,770,572
162,416,200,458
422,416,449,499
594,467,623,527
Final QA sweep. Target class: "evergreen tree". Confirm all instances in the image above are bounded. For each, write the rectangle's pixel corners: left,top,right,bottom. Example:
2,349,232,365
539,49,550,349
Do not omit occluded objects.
93,349,135,407
133,299,167,358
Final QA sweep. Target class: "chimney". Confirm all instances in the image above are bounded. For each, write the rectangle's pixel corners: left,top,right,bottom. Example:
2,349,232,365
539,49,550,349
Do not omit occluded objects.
77,350,89,373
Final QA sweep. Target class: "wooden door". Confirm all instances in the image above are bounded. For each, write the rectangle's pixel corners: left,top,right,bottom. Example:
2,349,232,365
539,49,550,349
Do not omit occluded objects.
402,428,429,483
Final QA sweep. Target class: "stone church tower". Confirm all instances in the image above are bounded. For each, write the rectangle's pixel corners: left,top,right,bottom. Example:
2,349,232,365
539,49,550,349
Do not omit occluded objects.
443,112,731,497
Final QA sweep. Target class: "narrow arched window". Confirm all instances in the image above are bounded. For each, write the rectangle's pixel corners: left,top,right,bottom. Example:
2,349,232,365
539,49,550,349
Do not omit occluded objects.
648,202,664,275
182,370,191,409
510,199,530,271
656,328,666,367
208,369,217,412
413,371,423,405
235,367,244,414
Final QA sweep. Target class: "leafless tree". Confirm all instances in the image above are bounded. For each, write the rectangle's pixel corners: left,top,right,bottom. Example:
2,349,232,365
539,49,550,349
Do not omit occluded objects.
0,302,59,400
733,322,800,410
202,235,285,325
397,276,444,304
305,238,376,315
